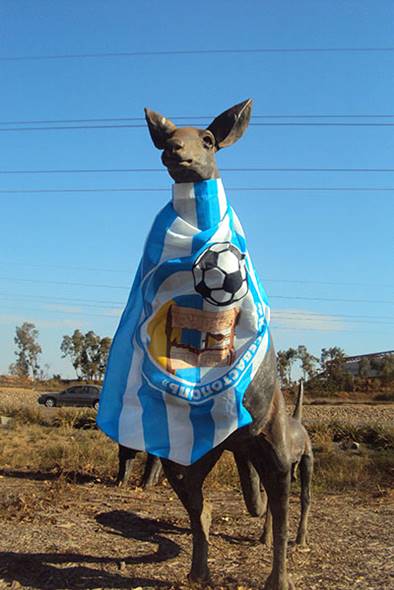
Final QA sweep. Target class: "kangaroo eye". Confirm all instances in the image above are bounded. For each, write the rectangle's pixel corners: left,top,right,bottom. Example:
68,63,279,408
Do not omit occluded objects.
202,133,214,149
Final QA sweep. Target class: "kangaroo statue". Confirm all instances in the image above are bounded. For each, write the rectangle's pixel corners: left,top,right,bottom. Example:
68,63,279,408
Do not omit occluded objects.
261,379,313,548
145,99,295,589
98,99,297,590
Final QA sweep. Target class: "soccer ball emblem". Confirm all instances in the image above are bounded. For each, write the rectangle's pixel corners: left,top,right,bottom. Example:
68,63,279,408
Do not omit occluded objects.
192,242,248,306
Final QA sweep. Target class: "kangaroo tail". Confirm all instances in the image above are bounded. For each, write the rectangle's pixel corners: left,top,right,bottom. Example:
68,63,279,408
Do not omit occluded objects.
293,379,304,421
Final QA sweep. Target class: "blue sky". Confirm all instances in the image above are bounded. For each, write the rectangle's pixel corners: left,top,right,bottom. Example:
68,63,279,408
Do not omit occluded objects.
1,1,393,377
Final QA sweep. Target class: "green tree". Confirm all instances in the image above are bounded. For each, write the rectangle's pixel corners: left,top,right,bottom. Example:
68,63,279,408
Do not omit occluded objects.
371,354,394,384
82,331,101,380
98,337,112,379
9,322,42,378
358,357,371,378
296,345,319,380
284,347,297,384
277,350,289,385
320,346,351,391
381,354,394,383
61,330,112,380
321,346,346,374
60,329,85,378
277,347,297,385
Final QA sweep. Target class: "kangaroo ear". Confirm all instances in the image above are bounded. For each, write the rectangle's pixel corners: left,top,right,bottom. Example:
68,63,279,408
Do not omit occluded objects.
144,108,177,149
207,99,253,149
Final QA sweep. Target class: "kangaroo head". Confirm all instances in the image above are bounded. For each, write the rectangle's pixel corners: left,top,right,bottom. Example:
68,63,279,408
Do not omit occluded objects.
144,99,253,183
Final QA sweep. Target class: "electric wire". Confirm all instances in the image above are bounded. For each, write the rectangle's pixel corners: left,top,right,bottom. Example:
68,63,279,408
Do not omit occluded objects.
2,187,394,194
2,167,394,175
1,303,391,335
2,122,394,132
1,296,393,325
272,326,390,334
0,260,393,289
1,291,394,320
0,275,392,304
2,46,394,62
2,114,394,126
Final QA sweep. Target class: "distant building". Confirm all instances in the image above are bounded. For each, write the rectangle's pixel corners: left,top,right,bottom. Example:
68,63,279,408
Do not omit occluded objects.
343,350,394,377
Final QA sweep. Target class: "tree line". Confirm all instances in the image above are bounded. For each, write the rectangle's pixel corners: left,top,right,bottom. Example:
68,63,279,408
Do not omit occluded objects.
277,345,350,384
278,344,394,393
277,345,352,391
8,322,112,381
7,321,394,392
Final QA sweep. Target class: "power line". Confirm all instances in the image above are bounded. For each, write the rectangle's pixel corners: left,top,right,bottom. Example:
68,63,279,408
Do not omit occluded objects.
0,293,123,309
276,310,394,321
2,122,394,132
2,114,394,126
0,260,393,289
0,276,128,290
2,167,394,175
265,278,394,288
2,187,394,194
0,275,392,304
0,123,146,132
273,315,394,326
2,46,394,62
0,261,133,274
2,290,394,320
2,302,391,335
273,295,394,304
2,291,394,319
273,325,390,334
0,302,118,320
0,291,124,306
0,294,394,325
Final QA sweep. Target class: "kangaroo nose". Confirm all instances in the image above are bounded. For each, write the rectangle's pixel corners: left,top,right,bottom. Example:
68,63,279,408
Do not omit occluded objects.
170,140,184,154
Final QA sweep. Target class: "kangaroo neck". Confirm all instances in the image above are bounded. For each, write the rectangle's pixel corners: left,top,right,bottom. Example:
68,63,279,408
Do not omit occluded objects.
171,178,228,230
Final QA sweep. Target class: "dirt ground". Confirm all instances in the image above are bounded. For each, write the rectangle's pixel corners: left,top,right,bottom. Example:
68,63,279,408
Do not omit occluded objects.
1,389,393,589
0,475,393,590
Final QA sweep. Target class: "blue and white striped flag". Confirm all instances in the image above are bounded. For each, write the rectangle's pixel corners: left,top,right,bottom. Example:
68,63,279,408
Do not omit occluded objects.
97,178,270,465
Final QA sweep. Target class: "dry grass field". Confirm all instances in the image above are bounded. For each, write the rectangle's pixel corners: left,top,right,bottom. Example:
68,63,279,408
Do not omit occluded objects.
0,387,393,589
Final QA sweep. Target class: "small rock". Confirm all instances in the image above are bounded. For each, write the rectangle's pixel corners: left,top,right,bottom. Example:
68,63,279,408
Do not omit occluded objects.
0,416,13,428
118,560,126,571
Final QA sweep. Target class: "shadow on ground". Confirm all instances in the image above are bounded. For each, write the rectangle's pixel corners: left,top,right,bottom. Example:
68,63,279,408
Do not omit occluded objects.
98,509,259,546
0,468,112,485
0,510,185,589
0,551,172,589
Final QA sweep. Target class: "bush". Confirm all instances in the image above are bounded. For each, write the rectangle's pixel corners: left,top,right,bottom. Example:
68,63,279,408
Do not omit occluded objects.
0,423,118,479
374,391,394,402
1,398,393,492
0,402,97,429
307,420,394,450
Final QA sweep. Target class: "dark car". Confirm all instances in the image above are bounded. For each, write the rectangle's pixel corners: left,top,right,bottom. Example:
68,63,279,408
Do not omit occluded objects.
38,385,101,410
